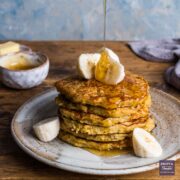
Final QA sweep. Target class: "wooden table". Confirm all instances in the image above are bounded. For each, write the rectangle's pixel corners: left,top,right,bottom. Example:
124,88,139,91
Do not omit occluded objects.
0,41,179,179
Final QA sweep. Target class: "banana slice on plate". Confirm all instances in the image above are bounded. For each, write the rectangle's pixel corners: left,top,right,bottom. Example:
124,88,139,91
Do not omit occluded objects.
33,117,60,142
95,48,125,85
77,53,100,79
133,128,163,158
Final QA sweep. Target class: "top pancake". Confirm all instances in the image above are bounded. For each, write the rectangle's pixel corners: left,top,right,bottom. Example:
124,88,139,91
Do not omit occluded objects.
55,72,149,109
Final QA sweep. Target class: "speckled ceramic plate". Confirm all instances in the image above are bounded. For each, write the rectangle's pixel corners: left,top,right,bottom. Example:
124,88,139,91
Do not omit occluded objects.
11,88,180,175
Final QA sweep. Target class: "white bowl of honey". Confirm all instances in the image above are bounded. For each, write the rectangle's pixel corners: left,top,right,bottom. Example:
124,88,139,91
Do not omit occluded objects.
0,51,49,89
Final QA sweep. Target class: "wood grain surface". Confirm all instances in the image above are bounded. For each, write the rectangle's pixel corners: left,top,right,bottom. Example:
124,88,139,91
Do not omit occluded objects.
0,41,179,179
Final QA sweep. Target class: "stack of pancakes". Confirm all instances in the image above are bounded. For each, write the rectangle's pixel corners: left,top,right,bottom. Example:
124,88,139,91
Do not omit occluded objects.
55,72,155,151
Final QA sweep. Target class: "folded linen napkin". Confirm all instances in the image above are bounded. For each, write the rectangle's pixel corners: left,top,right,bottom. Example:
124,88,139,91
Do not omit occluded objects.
128,39,180,90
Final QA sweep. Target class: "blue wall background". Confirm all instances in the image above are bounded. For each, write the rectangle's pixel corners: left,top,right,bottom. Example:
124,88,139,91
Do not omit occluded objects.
0,0,180,40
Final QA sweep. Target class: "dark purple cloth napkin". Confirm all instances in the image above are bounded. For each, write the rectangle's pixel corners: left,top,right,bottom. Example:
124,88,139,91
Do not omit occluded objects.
128,39,180,90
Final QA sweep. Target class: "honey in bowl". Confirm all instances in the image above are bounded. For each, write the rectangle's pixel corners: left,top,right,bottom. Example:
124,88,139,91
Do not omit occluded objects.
0,52,40,71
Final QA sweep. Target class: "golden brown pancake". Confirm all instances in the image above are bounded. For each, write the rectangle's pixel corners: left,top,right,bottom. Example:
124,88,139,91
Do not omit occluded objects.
55,72,149,109
61,125,130,141
56,95,150,118
59,130,132,150
60,118,155,142
59,107,149,127
60,117,155,135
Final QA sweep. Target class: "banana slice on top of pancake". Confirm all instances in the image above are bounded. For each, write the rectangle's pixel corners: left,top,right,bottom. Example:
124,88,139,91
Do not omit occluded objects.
77,48,125,85
95,48,125,85
77,53,100,79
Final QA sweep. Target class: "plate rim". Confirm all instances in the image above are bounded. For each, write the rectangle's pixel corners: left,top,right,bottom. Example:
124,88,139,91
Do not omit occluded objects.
11,88,180,175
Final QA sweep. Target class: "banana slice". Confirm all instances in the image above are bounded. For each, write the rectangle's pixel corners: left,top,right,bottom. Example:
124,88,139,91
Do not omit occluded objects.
77,53,100,79
33,117,60,142
95,48,125,85
133,128,163,158
99,47,120,62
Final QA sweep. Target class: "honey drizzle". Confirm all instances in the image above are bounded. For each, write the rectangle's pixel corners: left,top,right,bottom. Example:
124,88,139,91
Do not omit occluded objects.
103,0,107,46
84,148,132,157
